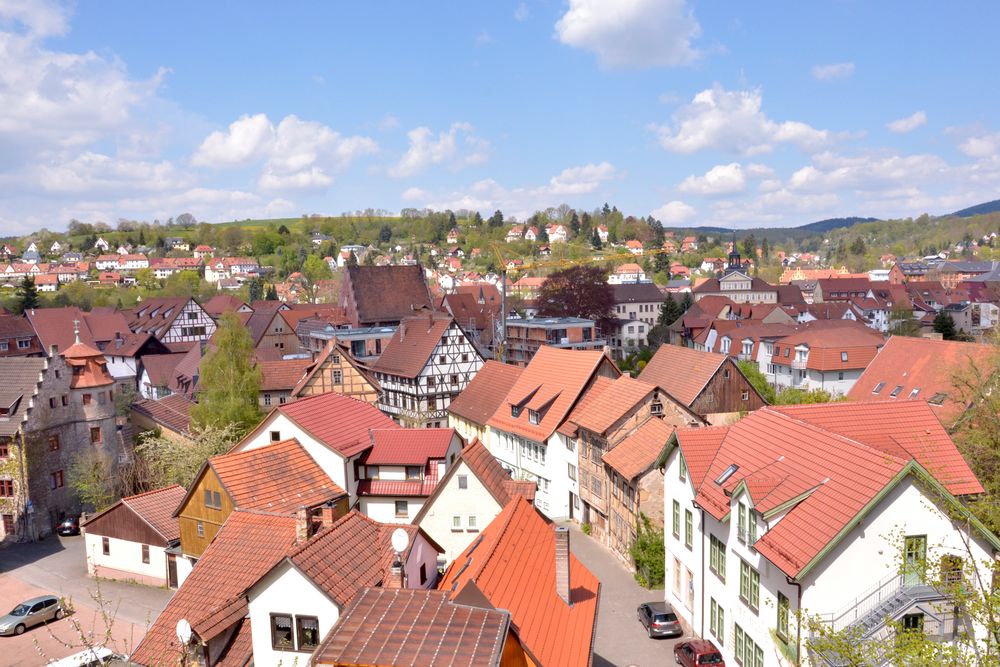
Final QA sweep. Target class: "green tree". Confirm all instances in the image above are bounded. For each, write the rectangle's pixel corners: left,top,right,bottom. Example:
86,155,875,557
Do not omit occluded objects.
189,312,261,436
68,449,117,512
134,268,158,290
246,277,264,303
630,513,665,588
136,423,243,488
14,276,39,314
277,224,290,235
378,224,393,243
933,311,958,340
346,250,359,267
488,210,504,228
850,236,867,255
163,270,202,297
537,265,614,327
591,227,603,250
737,360,776,404
302,254,334,303
774,387,836,404
569,212,581,236
265,284,278,300
742,234,756,260
658,296,684,327
889,304,921,337
761,237,770,261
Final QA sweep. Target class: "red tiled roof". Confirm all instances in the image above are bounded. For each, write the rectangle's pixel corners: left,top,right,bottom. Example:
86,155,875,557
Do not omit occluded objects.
312,588,510,667
602,418,674,480
557,375,615,438
287,511,430,606
344,265,433,325
370,312,455,378
131,394,195,435
487,346,618,442
448,360,523,426
276,391,400,458
206,439,347,514
122,485,186,542
569,376,656,436
639,345,729,407
770,322,884,371
846,336,994,423
440,498,599,667
202,294,249,316
258,358,311,391
363,428,456,465
773,400,982,496
131,511,298,665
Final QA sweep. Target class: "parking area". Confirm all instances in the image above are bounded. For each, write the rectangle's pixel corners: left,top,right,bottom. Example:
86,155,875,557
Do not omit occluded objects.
0,534,171,666
563,522,692,667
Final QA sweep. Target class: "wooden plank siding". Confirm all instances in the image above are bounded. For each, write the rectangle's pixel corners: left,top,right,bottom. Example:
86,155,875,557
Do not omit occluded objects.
83,503,168,547
176,466,235,558
690,358,767,418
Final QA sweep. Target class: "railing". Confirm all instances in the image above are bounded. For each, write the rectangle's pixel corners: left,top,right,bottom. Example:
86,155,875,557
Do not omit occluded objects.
791,358,808,370
813,571,906,633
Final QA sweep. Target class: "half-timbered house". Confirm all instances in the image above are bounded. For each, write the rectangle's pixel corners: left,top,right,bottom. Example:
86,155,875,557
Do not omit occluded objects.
126,297,216,349
290,340,380,403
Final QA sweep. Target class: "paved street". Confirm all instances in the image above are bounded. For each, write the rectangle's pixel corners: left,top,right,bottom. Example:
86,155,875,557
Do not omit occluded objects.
563,522,691,667
0,534,173,665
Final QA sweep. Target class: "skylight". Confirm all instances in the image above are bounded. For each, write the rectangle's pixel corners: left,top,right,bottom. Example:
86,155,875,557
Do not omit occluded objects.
909,388,921,398
715,464,739,486
890,385,903,398
872,382,886,394
929,392,947,405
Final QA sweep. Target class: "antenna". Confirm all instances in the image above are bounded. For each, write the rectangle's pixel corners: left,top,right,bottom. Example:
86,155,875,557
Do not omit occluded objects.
176,618,192,645
391,527,410,555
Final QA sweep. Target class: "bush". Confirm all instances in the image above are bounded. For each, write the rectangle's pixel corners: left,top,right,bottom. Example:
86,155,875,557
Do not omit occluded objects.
581,523,592,536
630,513,665,588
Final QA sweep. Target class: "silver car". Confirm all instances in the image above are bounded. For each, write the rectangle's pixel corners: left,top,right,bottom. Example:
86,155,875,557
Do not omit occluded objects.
0,595,64,636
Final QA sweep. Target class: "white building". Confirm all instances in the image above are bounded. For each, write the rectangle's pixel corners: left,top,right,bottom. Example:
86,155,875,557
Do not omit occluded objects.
663,402,996,667
127,297,216,345
608,262,649,285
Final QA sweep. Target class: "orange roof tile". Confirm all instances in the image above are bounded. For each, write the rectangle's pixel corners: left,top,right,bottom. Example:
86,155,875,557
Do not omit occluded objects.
275,391,400,458
570,376,656,436
207,439,347,514
846,336,994,423
487,346,618,442
448,360,523,426
371,312,456,378
558,375,616,438
257,358,311,391
131,510,298,665
638,345,728,407
363,428,456,465
602,418,675,480
440,498,599,667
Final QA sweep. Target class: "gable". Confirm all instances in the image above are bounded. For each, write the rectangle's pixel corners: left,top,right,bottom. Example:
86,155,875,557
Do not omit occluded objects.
82,501,171,547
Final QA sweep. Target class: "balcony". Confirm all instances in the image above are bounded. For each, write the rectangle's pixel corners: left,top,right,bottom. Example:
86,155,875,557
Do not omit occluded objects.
791,358,808,370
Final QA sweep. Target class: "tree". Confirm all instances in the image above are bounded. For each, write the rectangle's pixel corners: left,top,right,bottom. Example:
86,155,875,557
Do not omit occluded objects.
346,250,359,267
761,237,770,261
302,254,334,303
658,296,684,327
277,224,290,235
68,449,117,512
630,513,664,588
488,210,504,228
680,291,693,312
134,268,158,290
136,424,243,489
742,234,756,260
378,224,393,243
265,284,278,300
889,304,921,337
851,236,867,255
737,360,776,404
569,212,581,236
536,265,614,327
189,312,261,436
247,277,264,303
14,276,39,314
471,211,484,228
591,228,603,250
934,311,958,340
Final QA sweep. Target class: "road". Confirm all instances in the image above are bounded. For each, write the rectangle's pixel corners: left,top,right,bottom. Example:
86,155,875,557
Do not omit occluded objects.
563,522,692,667
0,534,173,666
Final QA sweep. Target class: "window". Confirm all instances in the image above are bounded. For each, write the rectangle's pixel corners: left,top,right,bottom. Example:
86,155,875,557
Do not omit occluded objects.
457,474,468,489
263,393,272,406
567,463,577,481
740,559,760,612
929,392,947,405
0,480,13,497
102,536,110,555
296,616,320,650
528,409,540,425
0,342,6,351
197,522,204,537
90,427,101,444
331,354,341,364
270,430,281,442
678,456,687,482
50,470,64,489
467,515,477,530
715,464,739,486
394,500,408,518
332,370,342,384
450,374,459,385
419,563,428,585
511,405,522,418
673,557,682,595
672,500,680,538
742,390,750,401
710,598,725,644
777,592,790,640
270,614,294,650
452,515,462,530
748,510,757,544
684,510,693,549
17,339,29,349
724,368,731,379
406,466,421,480
709,534,727,582
738,504,747,542
142,544,150,564
890,385,903,398
438,355,446,364
48,435,60,451
61,395,68,406
0,441,7,459
841,351,848,362
82,393,92,405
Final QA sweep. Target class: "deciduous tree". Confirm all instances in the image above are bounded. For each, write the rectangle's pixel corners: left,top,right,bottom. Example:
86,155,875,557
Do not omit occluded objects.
189,313,261,436
537,265,613,328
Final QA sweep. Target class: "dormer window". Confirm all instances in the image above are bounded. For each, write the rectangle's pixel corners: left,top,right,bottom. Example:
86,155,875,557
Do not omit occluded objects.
511,405,522,418
528,409,540,425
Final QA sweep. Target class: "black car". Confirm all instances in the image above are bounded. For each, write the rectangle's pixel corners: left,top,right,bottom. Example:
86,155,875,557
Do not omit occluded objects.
57,517,80,536
637,601,682,638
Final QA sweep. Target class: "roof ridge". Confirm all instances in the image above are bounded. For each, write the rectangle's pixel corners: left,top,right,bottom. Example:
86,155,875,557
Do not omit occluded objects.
761,407,910,465
121,484,184,502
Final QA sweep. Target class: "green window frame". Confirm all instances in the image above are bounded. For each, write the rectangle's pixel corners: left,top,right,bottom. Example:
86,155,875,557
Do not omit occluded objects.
777,592,790,640
684,509,693,549
709,534,726,582
735,624,745,664
740,559,759,612
679,455,688,482
737,503,747,543
748,508,757,544
710,598,725,644
717,605,724,645
672,500,680,539
710,598,718,635
734,624,762,667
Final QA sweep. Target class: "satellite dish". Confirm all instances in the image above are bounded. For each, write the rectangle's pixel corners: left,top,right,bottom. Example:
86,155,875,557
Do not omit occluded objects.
176,618,192,644
391,528,410,554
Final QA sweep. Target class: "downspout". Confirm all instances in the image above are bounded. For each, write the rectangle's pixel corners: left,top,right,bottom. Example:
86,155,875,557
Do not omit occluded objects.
786,575,803,667
696,502,707,637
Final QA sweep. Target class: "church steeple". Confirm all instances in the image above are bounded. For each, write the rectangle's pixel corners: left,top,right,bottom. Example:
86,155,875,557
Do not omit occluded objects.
727,232,741,270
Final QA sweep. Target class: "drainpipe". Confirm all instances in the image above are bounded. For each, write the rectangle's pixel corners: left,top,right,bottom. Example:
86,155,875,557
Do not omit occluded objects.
786,575,803,667
700,506,707,637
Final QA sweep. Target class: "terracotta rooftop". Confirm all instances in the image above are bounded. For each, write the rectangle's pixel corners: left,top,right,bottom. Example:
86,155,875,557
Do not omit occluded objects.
603,418,675,480
139,352,187,388
84,485,186,543
363,428,457,466
131,394,195,435
131,510,298,665
463,438,536,505
447,360,523,426
200,438,347,515
770,321,884,371
487,346,618,442
0,357,45,437
370,312,456,378
356,465,441,497
846,336,994,424
638,345,729,407
675,403,984,579
127,297,194,339
344,265,433,325
312,588,510,667
258,358,311,392
569,375,658,436
273,390,400,458
440,497,599,667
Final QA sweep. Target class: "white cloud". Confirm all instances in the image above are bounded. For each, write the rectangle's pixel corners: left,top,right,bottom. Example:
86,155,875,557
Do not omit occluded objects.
811,62,855,81
555,0,701,69
0,0,69,37
651,200,696,224
378,114,400,131
887,111,927,134
514,2,530,21
956,132,1000,159
653,85,831,155
401,186,429,201
29,151,192,194
787,151,949,194
191,114,274,168
476,31,493,46
389,122,489,178
678,162,746,196
547,161,617,194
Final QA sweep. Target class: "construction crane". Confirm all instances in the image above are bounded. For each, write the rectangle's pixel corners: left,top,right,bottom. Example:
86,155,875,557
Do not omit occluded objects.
490,243,684,362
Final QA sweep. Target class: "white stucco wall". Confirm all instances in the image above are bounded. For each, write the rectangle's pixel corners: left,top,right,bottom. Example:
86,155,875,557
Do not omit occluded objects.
84,533,167,584
176,555,194,587
663,447,703,630
416,460,503,565
488,428,572,519
359,497,425,524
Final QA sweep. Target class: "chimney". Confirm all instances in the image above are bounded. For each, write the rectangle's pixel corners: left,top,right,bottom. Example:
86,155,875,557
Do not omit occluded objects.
400,323,406,342
319,501,341,528
385,560,406,589
294,506,310,544
554,526,571,605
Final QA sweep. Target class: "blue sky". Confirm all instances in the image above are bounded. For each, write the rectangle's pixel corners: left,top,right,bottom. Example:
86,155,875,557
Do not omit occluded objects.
1,0,999,233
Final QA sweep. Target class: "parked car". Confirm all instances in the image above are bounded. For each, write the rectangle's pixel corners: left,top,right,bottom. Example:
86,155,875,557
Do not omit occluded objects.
57,517,80,536
637,601,682,638
0,595,64,636
674,639,725,666
47,646,120,666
